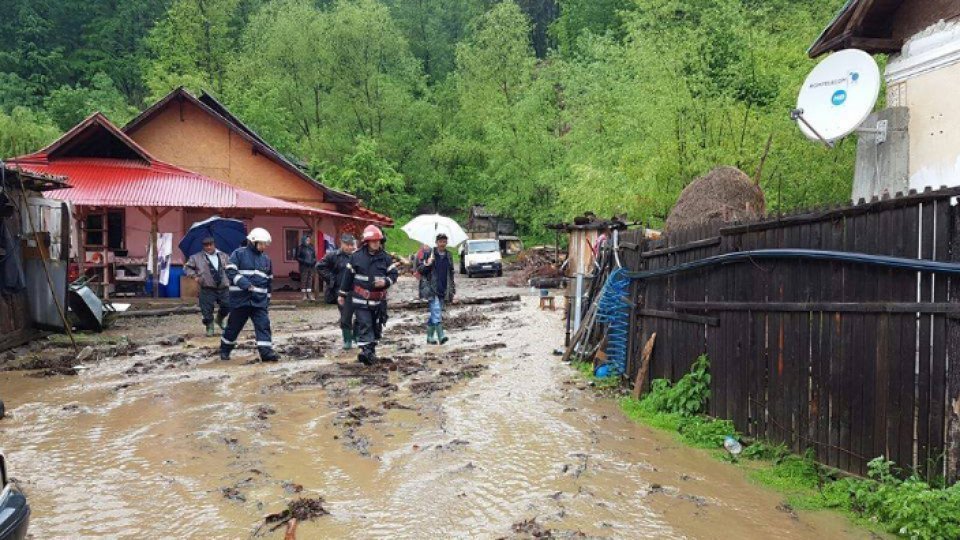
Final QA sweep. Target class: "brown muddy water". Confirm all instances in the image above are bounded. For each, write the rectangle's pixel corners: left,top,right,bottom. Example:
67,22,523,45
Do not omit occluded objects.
0,277,875,539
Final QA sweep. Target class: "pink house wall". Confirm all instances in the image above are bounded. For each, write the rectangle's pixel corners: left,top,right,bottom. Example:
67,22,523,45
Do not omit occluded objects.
122,210,338,275
124,208,186,265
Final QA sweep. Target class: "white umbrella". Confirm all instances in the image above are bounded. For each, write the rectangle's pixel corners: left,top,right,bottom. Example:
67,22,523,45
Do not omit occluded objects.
401,214,469,248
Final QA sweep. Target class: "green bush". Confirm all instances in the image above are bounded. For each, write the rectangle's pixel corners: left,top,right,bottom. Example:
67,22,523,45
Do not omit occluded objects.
639,354,711,417
842,458,960,539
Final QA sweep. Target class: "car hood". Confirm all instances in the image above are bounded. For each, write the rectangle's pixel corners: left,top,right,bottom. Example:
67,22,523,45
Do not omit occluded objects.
466,252,501,264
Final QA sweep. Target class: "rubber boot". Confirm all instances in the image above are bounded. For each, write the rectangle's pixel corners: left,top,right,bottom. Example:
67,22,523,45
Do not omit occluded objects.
216,314,227,331
205,322,216,337
342,329,354,350
358,344,376,366
260,347,280,363
438,324,449,345
427,325,439,345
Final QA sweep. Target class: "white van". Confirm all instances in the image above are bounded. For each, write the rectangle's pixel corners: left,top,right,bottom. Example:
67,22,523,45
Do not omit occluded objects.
459,239,503,277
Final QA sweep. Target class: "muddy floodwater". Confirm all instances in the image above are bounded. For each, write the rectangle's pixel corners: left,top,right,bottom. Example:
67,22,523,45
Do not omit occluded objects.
0,276,874,539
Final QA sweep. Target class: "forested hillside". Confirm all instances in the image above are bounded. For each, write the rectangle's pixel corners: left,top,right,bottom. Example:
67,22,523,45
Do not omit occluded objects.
0,0,853,239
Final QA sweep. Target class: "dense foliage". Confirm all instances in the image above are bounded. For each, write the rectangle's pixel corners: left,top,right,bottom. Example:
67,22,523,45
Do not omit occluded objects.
0,0,854,239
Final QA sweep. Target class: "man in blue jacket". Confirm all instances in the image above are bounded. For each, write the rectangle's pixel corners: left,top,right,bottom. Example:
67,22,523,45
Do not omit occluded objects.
418,232,456,344
220,227,279,362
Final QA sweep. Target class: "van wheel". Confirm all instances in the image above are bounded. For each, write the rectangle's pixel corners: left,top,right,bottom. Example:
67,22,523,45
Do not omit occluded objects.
466,270,473,278
496,269,503,277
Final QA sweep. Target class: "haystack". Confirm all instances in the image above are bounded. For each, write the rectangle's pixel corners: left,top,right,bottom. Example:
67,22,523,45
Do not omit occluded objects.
665,166,765,231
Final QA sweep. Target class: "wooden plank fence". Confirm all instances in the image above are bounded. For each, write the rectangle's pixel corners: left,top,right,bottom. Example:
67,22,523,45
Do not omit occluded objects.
622,187,960,481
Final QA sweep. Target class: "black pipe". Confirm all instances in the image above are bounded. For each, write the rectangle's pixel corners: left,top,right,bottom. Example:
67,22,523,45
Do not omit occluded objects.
624,248,960,280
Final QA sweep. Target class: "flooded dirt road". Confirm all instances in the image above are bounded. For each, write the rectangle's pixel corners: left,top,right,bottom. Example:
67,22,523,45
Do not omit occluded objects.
0,276,873,539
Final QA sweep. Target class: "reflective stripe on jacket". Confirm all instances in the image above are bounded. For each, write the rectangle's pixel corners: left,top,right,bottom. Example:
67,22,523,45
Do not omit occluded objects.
226,245,273,308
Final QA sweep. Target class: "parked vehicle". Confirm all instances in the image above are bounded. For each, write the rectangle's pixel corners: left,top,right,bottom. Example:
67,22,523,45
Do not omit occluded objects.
459,239,503,278
0,454,30,540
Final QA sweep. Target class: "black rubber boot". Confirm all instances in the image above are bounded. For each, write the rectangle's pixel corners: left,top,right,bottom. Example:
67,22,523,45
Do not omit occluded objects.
358,345,377,366
259,347,280,363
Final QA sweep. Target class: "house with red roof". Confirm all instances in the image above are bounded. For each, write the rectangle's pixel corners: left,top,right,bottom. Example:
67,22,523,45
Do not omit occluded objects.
6,109,387,298
123,87,391,256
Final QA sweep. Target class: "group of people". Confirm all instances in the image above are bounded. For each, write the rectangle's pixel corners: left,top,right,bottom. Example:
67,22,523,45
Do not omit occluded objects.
184,224,456,366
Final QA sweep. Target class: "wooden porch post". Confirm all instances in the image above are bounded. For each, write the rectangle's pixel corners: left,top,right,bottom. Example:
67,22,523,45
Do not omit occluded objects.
150,208,159,298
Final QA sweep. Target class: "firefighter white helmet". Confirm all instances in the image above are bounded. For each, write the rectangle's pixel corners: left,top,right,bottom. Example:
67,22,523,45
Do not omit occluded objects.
248,227,272,246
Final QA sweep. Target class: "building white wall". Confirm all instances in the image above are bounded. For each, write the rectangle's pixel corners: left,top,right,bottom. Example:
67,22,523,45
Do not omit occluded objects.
886,20,960,191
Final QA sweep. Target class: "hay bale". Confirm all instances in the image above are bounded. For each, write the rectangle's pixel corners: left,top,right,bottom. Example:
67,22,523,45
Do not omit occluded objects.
665,166,765,231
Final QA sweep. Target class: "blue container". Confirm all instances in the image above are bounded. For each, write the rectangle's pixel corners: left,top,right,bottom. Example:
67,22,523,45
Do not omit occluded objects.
160,265,183,298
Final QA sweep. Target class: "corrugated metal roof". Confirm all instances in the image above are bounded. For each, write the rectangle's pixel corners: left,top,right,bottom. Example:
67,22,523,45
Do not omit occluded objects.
351,206,394,226
8,158,337,216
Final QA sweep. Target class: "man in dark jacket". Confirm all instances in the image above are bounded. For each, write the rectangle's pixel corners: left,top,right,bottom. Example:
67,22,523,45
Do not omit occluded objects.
295,234,317,301
339,225,399,365
418,232,456,344
317,233,357,349
183,237,231,336
220,227,279,362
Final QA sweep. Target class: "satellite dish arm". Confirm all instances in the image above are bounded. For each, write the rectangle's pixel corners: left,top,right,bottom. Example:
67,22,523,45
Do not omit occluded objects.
791,108,835,149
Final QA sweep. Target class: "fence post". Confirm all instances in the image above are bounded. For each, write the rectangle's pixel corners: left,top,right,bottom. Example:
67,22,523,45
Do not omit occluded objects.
947,206,960,484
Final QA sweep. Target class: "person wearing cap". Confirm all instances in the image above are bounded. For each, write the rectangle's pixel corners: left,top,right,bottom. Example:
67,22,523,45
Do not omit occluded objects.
184,236,231,336
339,225,398,365
317,233,358,349
417,232,456,345
295,233,318,301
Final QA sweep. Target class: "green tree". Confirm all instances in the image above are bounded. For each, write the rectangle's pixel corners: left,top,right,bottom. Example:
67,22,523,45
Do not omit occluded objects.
45,73,138,130
315,137,416,217
0,107,61,159
145,0,243,99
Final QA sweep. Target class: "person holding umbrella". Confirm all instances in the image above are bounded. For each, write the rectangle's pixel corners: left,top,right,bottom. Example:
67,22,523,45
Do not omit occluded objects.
418,232,456,344
183,236,231,336
339,225,398,365
317,233,357,349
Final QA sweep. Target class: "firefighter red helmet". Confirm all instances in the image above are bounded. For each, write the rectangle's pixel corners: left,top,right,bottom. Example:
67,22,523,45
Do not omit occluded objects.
362,225,384,243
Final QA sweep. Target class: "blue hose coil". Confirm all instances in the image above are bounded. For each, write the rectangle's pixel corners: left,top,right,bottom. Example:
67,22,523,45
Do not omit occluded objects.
594,267,631,377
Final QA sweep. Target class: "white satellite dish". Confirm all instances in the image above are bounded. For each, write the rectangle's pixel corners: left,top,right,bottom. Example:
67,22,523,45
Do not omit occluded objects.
793,49,882,146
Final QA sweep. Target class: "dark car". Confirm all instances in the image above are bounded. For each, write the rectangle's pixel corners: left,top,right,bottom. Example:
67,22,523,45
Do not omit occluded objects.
0,454,30,540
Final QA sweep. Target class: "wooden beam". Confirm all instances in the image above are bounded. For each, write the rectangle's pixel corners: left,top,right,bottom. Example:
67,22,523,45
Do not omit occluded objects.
641,236,721,259
849,36,902,53
672,301,960,314
637,309,719,326
720,186,960,236
632,333,656,399
947,206,960,484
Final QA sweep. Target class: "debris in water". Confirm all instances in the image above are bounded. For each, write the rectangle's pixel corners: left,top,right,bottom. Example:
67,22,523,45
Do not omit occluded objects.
221,486,246,502
255,405,277,420
261,497,329,534
282,481,304,494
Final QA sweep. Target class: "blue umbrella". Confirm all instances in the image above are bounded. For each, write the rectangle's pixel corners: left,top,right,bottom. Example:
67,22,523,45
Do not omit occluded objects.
179,216,247,258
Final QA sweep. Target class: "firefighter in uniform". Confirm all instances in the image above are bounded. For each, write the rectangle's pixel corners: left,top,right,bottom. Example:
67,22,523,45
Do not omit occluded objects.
339,225,398,365
220,227,280,362
317,233,357,349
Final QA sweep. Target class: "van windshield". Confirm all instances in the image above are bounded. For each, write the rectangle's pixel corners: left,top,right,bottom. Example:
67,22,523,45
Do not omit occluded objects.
469,240,499,253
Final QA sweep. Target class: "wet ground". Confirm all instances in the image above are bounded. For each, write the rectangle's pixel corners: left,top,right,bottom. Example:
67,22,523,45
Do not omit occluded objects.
0,275,875,539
